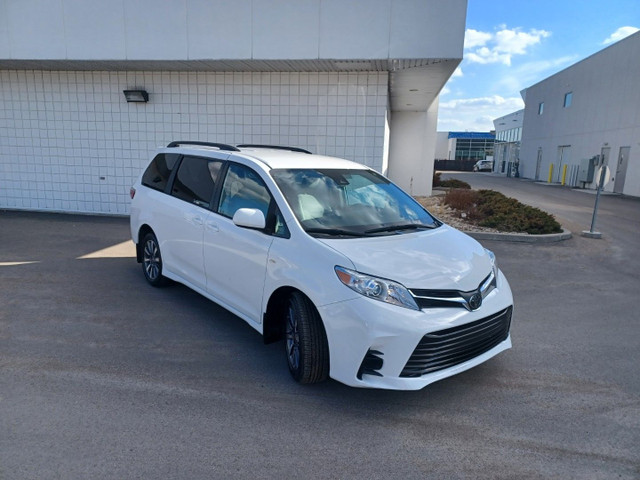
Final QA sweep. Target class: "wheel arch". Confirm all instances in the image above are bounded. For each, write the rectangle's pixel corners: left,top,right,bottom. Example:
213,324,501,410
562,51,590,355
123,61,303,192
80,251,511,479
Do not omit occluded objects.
135,224,155,263
263,286,327,346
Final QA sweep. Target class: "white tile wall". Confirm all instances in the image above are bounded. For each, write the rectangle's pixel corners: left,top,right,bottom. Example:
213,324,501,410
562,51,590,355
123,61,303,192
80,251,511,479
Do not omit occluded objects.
0,70,388,215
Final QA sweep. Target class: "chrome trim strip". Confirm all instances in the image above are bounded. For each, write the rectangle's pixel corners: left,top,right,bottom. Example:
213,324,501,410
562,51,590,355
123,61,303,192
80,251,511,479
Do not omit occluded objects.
411,294,468,306
409,270,497,310
479,270,495,298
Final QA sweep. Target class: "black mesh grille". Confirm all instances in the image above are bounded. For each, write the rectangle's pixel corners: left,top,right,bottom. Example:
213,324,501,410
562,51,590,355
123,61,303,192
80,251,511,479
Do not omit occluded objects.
400,307,512,378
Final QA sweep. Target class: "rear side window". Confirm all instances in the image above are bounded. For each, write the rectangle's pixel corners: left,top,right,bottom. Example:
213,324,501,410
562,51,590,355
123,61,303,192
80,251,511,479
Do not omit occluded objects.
171,156,223,208
141,154,180,192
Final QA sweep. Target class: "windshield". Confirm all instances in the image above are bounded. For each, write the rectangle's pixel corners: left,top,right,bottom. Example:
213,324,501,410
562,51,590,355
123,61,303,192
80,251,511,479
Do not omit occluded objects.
271,168,440,237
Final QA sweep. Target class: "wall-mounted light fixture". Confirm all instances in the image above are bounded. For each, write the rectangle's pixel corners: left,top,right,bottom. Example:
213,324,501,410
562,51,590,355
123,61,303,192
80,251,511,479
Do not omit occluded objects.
123,89,149,103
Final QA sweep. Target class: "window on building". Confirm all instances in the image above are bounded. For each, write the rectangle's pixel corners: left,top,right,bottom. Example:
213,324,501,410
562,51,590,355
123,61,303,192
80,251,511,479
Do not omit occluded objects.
538,102,544,115
564,92,572,108
453,137,494,160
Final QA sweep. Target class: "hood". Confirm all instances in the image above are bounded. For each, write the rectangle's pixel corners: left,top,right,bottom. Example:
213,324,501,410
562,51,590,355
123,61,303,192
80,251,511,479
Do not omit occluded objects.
319,225,491,291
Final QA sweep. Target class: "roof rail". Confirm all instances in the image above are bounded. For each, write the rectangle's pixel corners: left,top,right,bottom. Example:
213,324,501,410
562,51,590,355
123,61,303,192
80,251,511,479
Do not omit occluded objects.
236,144,312,154
166,141,241,152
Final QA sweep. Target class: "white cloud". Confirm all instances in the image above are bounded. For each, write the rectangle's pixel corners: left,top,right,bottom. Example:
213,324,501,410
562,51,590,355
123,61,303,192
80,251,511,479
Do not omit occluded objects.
464,29,492,49
437,95,525,132
439,95,523,110
494,28,550,55
466,48,511,65
452,67,463,78
464,27,551,66
602,26,639,44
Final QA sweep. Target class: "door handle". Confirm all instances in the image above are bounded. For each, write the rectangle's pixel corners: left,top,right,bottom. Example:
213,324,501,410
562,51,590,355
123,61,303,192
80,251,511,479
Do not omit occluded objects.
192,216,204,226
206,221,219,232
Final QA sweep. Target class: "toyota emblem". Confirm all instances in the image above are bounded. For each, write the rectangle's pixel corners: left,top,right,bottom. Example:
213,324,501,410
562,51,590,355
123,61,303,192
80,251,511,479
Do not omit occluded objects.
468,293,482,310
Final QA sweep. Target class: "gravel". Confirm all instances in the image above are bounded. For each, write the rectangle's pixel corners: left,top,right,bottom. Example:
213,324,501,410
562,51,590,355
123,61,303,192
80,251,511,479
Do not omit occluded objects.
415,194,502,233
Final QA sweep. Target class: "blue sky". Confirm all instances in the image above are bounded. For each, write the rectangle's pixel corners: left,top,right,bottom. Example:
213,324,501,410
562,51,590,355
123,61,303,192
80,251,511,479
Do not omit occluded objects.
437,0,640,132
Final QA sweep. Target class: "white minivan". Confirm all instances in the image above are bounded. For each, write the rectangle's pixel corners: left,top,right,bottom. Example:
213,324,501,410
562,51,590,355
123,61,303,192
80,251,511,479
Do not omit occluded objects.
130,142,513,390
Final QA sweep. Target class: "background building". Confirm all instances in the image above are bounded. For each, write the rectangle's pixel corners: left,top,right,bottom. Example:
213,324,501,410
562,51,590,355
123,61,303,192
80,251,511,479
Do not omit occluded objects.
0,0,467,215
493,110,523,176
518,31,640,196
434,131,495,171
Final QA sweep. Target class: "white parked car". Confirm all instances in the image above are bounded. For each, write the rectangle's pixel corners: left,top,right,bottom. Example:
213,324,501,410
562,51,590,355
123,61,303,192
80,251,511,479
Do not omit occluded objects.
473,159,494,172
130,142,513,390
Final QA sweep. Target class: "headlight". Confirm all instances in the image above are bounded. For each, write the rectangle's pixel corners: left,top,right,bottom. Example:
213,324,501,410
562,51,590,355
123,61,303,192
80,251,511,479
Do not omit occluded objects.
485,248,498,277
334,266,419,310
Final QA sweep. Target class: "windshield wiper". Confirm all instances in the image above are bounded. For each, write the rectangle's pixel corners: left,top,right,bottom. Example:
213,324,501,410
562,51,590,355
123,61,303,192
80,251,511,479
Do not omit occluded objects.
305,227,368,237
364,223,436,234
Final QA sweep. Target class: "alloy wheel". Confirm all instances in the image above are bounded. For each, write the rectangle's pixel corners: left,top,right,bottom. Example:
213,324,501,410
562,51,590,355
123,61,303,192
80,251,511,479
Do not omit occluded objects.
143,238,161,281
285,304,301,372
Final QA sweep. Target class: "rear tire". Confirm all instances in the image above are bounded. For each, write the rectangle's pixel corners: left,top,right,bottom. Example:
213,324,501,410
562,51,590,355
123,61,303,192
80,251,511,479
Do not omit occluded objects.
141,232,169,287
284,292,329,384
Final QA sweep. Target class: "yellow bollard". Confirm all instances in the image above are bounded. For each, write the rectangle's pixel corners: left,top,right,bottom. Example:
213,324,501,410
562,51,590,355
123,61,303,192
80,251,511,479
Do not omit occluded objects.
548,163,554,183
561,164,568,185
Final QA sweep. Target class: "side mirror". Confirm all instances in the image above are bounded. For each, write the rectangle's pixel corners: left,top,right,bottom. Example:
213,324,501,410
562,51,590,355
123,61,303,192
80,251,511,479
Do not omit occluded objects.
232,208,266,230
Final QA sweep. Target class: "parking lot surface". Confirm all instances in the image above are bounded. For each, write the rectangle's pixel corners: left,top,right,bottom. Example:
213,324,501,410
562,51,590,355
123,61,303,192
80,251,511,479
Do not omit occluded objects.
1,177,639,479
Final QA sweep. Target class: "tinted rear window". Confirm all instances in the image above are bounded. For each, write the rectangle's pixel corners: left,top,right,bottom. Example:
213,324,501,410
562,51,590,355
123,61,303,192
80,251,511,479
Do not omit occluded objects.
171,156,223,208
141,154,180,192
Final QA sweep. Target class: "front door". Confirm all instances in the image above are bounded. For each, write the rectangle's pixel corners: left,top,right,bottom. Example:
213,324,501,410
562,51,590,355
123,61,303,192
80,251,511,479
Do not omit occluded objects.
204,163,274,324
614,147,630,194
501,145,508,173
535,148,542,180
556,146,571,183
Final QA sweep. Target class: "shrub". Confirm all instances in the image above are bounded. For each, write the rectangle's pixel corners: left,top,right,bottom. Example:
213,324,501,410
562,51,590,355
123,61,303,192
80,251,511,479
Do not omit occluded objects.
439,178,471,189
475,190,561,234
444,188,562,234
433,171,442,187
443,189,483,221
443,188,479,211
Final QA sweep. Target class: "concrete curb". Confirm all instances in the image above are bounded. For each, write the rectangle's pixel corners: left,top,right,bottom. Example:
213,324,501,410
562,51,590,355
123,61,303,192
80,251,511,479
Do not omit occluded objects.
464,228,572,243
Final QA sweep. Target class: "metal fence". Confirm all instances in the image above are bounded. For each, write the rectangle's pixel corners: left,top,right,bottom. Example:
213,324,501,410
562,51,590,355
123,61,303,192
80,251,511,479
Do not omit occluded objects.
434,159,477,171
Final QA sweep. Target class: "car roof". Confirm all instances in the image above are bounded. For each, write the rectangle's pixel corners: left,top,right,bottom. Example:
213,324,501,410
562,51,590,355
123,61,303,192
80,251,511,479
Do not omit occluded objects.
236,147,366,170
158,144,370,171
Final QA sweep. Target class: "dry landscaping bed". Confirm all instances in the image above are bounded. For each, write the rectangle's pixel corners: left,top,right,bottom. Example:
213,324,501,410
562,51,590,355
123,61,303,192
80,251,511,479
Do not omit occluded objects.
416,188,563,235
416,194,501,233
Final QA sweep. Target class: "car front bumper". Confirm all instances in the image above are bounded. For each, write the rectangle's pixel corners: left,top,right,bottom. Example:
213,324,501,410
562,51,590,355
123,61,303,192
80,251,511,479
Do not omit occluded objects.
318,271,513,390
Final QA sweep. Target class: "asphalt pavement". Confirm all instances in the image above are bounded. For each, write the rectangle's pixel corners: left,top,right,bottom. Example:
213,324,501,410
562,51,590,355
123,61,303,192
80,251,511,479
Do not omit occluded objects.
1,177,639,479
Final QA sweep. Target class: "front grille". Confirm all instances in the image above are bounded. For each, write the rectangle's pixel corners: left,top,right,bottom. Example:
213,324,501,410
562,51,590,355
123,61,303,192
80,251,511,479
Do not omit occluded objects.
409,272,496,311
400,307,512,378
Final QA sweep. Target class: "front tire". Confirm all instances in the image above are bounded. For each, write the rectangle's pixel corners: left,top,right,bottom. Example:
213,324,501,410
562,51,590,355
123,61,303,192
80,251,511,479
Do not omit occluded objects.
284,292,329,384
141,232,168,287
